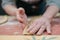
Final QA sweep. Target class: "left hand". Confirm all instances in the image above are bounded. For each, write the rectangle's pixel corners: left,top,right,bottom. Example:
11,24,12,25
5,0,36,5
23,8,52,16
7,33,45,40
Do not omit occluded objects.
27,16,52,35
16,8,28,28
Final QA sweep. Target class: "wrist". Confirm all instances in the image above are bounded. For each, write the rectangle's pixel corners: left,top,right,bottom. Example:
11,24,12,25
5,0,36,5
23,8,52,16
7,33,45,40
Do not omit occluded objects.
42,14,54,19
41,15,53,21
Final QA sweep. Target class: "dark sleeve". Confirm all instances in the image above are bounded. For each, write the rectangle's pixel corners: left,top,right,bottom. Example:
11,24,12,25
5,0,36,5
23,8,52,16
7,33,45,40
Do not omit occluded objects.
46,0,60,9
1,0,16,8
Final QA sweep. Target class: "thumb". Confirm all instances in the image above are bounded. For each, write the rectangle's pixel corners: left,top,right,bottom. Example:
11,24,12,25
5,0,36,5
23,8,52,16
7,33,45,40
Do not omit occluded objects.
16,11,24,23
18,7,25,15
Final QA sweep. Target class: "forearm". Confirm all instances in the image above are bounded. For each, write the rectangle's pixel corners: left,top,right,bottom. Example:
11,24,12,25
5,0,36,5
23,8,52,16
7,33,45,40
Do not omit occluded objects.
3,5,17,16
43,5,59,19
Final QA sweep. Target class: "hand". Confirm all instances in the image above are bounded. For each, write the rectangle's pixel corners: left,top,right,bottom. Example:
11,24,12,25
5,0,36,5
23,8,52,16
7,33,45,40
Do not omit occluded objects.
16,8,28,28
27,16,52,35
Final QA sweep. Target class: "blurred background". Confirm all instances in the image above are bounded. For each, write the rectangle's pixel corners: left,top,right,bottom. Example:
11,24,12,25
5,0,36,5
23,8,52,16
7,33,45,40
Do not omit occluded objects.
0,0,7,15
0,0,46,16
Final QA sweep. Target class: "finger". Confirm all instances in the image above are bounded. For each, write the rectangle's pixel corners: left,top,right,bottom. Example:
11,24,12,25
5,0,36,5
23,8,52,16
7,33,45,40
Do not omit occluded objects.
16,11,24,23
22,23,26,29
24,14,28,21
46,22,51,34
18,22,25,30
29,24,40,34
18,8,27,20
27,20,40,32
37,25,46,35
18,7,25,15
23,14,28,24
18,8,27,24
27,22,37,32
29,22,43,34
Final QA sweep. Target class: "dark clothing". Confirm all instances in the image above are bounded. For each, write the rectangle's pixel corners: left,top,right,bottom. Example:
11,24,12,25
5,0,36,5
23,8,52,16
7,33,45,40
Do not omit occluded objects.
16,0,46,16
0,0,7,15
0,0,46,16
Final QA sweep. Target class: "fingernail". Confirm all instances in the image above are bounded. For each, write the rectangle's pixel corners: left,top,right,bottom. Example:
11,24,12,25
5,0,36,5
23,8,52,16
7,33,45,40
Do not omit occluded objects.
48,33,51,35
37,33,41,35
36,34,41,36
20,10,24,15
29,31,34,34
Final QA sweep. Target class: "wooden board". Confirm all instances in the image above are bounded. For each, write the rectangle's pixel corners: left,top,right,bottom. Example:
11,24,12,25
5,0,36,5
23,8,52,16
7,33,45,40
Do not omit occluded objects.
0,35,60,40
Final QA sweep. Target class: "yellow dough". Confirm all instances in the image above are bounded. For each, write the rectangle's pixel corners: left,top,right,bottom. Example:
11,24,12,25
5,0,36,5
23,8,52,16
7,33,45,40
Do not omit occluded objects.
0,15,8,25
55,13,60,17
23,25,30,35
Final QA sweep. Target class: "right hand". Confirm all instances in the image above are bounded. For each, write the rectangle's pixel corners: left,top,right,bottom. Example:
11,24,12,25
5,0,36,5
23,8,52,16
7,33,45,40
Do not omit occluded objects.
16,8,28,28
